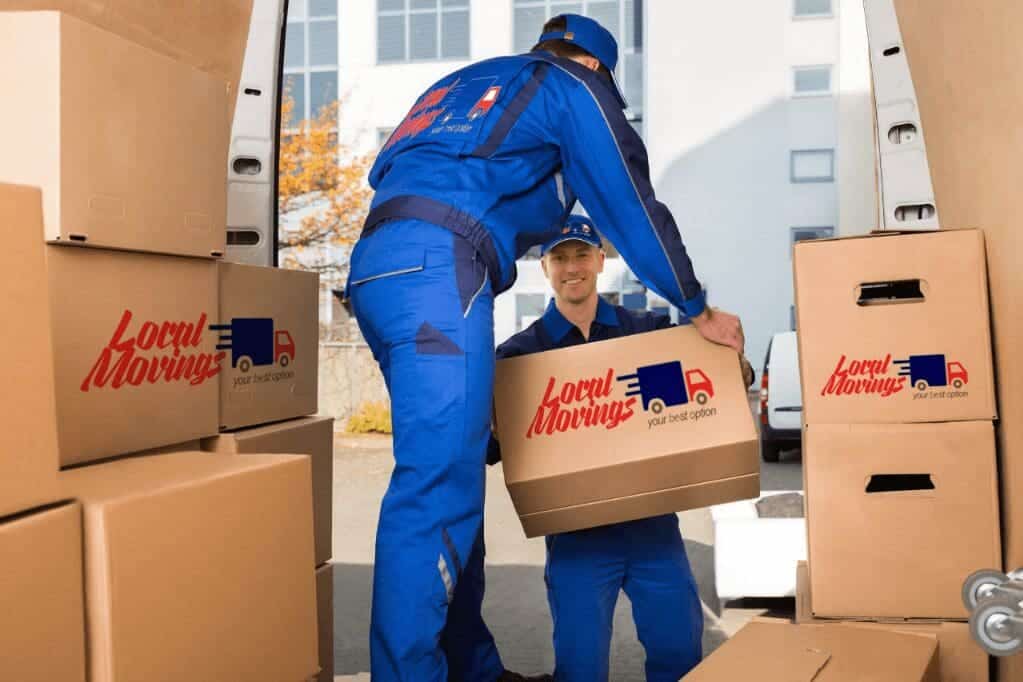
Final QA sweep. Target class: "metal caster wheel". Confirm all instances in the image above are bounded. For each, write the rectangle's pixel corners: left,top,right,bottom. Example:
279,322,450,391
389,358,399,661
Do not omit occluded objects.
963,569,1011,611
971,600,1023,656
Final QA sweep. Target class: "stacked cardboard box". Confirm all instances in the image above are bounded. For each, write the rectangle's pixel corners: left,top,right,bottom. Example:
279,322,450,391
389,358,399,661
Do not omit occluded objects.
793,229,999,680
1,4,329,680
493,324,760,537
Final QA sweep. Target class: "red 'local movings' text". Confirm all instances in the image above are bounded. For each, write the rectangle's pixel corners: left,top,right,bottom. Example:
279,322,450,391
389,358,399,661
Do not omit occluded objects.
526,369,637,438
80,310,224,392
820,354,905,397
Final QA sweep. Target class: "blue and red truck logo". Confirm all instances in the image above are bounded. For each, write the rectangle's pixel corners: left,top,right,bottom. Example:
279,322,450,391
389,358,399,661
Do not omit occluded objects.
210,318,295,373
895,354,969,391
617,361,714,414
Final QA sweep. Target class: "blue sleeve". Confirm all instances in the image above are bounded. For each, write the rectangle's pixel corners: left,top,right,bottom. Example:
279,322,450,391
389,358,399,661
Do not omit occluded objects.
553,66,706,318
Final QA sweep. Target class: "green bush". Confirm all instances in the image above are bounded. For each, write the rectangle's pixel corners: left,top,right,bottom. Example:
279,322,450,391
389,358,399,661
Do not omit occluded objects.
346,401,393,434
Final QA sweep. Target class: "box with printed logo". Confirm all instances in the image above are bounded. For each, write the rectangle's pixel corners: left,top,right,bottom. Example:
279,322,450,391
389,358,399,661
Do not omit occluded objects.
804,421,1000,620
493,325,759,538
46,244,220,467
0,12,229,258
217,263,319,431
793,229,995,425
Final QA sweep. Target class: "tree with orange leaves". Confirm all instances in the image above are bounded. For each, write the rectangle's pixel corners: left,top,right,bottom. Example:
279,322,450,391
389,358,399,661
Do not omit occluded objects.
277,92,374,283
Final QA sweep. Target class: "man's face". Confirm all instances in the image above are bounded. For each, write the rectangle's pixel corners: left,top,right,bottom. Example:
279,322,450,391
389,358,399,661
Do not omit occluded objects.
541,240,605,304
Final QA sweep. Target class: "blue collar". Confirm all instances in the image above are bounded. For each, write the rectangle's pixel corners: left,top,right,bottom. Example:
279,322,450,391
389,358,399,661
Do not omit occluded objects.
541,296,620,343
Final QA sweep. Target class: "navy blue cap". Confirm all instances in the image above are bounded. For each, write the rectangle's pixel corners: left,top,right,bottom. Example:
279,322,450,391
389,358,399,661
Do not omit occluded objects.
541,215,603,256
536,14,628,108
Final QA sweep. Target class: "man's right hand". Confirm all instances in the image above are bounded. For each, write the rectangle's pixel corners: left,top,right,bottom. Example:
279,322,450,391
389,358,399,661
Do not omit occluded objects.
691,307,745,354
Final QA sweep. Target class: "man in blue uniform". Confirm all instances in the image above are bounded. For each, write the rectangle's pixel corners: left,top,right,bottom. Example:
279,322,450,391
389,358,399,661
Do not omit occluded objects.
489,216,754,681
346,13,745,682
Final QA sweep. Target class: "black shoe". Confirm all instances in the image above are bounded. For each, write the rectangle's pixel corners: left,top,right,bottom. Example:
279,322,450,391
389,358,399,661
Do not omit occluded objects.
497,672,554,682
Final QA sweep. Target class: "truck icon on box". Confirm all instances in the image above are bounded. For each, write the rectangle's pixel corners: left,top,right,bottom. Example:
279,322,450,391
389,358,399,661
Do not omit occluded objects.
210,318,295,373
894,354,968,391
617,361,714,413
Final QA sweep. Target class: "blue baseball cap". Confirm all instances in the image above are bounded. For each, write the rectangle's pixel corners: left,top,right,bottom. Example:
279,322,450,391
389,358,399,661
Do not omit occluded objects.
536,14,628,109
541,215,603,256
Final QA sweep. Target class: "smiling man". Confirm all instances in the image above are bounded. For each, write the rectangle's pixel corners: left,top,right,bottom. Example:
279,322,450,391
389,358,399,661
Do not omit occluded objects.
487,215,753,681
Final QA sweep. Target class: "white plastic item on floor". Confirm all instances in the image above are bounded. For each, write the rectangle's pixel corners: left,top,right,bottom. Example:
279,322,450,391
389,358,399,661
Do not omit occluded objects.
710,491,807,601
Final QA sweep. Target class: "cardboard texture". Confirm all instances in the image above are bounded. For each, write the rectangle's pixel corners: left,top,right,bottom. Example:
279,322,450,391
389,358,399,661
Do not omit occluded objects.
684,620,939,681
60,451,318,682
0,12,229,258
0,502,86,682
315,563,335,682
878,0,1023,595
0,0,253,113
217,263,319,430
1,184,61,517
804,422,1000,620
494,325,759,537
796,562,989,682
793,229,995,424
862,0,939,231
201,416,334,565
46,245,220,466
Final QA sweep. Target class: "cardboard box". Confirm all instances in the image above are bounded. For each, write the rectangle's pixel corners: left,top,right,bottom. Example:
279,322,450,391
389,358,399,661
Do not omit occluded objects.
0,502,86,682
494,325,759,537
201,416,334,565
685,620,939,681
1,185,60,516
796,562,989,682
878,0,1023,591
0,12,229,258
46,244,220,466
315,563,335,682
804,422,1001,619
217,263,319,430
793,229,995,424
2,0,253,117
60,451,318,682
863,0,939,231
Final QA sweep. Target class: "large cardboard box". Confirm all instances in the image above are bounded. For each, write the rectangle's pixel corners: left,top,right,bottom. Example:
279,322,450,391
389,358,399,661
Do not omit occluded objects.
315,563,335,682
685,620,939,681
794,229,995,425
494,325,759,537
217,263,319,430
60,451,318,682
1,185,60,516
0,12,229,258
795,562,989,682
47,244,220,466
201,416,334,565
0,502,86,682
804,421,1000,620
1,0,252,117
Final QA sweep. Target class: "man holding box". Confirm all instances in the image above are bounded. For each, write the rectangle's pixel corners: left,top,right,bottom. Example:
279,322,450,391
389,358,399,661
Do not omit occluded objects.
346,13,745,682
488,216,752,681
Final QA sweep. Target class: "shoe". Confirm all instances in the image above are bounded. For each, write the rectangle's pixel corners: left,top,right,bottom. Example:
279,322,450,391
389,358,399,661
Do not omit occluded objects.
497,672,554,682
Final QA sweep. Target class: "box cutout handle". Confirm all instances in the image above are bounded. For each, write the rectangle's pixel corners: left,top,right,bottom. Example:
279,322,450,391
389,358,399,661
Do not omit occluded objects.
888,123,918,144
866,474,934,493
232,157,262,176
882,45,901,57
244,88,262,96
227,228,262,246
856,279,926,306
894,203,936,222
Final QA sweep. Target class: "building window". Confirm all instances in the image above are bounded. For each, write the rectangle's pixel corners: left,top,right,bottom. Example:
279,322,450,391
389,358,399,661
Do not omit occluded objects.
377,0,471,64
516,293,546,332
791,226,834,245
793,0,832,18
790,149,835,183
284,0,339,126
793,66,832,97
512,1,644,123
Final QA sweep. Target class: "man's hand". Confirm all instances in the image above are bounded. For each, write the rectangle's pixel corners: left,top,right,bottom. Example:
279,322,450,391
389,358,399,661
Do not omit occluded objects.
691,307,745,354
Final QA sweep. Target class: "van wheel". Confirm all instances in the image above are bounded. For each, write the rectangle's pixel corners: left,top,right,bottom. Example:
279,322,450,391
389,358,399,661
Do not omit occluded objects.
239,357,252,373
953,379,963,389
280,354,290,367
915,380,928,391
760,438,781,463
650,399,665,414
696,393,708,405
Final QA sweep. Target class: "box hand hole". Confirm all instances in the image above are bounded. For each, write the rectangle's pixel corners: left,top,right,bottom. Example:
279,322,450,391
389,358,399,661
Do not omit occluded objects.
894,203,936,222
866,474,935,494
227,229,261,246
232,157,262,176
856,279,926,306
888,123,918,144
882,45,901,57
